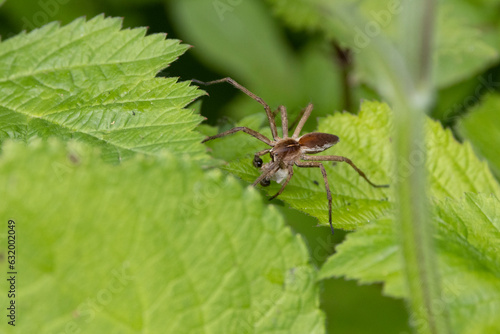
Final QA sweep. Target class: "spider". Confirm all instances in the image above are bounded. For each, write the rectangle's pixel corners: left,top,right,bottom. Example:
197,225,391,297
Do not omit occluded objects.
194,77,388,234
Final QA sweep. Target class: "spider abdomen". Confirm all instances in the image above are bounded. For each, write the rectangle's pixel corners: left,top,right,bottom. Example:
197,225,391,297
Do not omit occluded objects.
298,133,339,153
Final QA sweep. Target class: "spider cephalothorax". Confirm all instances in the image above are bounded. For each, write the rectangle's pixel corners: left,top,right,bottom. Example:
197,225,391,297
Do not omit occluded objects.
254,134,338,187
194,77,388,233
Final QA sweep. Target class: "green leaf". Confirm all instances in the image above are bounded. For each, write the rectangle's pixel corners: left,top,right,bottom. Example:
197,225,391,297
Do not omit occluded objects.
0,139,325,333
212,101,500,230
457,93,500,178
425,116,500,199
0,15,205,162
319,193,500,333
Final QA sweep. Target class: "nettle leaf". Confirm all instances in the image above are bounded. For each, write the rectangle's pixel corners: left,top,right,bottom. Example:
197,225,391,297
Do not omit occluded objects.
171,0,298,101
425,116,500,199
0,140,325,334
220,102,392,231
457,93,500,178
319,193,500,333
0,15,205,162
215,101,500,230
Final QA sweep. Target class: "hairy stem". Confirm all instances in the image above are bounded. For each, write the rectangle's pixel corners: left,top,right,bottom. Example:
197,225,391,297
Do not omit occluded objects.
395,2,451,333
319,0,452,332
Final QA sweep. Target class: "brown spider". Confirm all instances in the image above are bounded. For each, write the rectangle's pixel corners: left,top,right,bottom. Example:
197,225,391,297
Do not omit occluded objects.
194,77,388,234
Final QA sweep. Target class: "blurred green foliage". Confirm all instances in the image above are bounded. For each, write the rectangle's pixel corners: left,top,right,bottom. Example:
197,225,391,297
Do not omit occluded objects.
458,93,500,178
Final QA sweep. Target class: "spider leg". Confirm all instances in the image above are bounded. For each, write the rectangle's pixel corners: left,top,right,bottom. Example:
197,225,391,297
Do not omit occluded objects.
279,105,288,138
192,78,279,140
292,103,314,139
202,127,273,146
269,165,294,200
301,155,389,188
272,107,279,119
252,162,280,187
271,105,288,138
295,161,334,234
289,106,306,131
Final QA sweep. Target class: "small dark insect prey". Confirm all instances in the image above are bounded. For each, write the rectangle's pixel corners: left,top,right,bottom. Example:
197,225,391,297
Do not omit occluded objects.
194,77,388,234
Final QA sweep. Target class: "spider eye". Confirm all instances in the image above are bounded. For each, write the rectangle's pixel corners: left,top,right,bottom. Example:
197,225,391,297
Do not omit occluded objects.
260,178,271,187
253,156,263,168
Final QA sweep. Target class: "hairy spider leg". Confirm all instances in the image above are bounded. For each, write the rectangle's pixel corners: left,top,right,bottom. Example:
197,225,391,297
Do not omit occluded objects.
295,161,334,234
288,105,307,131
192,78,279,140
302,155,389,188
292,103,314,139
202,127,273,146
252,162,280,187
279,105,288,138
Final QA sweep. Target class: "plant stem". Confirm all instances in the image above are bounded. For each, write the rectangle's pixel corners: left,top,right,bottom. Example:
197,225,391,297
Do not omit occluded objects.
319,0,452,332
394,2,451,333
